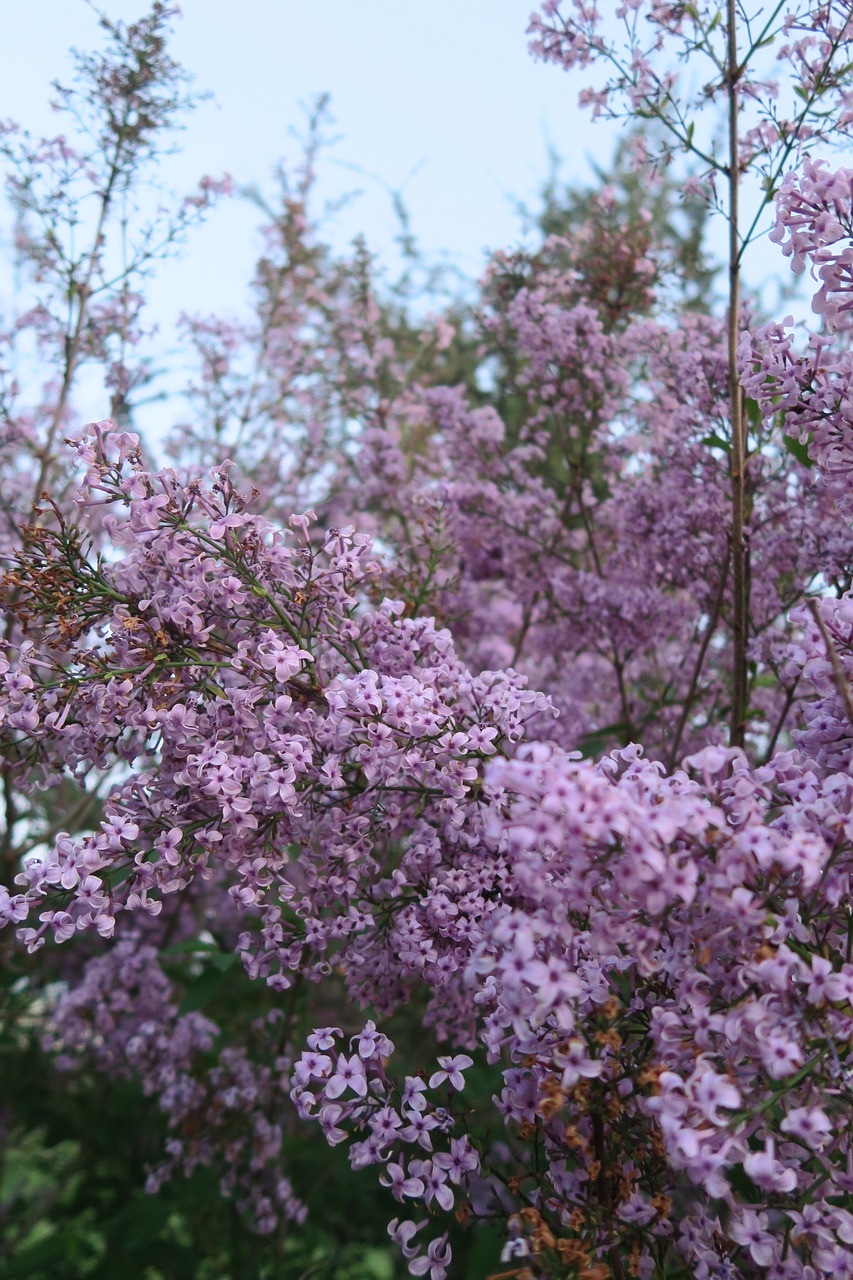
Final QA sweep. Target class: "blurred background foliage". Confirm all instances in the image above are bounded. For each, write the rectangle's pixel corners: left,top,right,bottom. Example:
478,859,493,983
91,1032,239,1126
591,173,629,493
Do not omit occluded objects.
0,955,506,1279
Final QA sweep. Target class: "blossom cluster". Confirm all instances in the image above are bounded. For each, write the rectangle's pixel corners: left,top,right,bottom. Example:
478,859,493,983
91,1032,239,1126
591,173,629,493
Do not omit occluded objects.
5,2,853,1277
4,421,853,1272
42,933,305,1232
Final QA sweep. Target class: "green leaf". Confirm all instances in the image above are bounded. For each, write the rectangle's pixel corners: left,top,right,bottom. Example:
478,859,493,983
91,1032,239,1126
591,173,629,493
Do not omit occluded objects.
460,1225,503,1279
744,397,764,429
356,1247,395,1279
783,432,813,468
111,1195,171,1253
105,861,136,889
701,432,731,454
576,723,628,758
161,938,221,957
726,1163,764,1204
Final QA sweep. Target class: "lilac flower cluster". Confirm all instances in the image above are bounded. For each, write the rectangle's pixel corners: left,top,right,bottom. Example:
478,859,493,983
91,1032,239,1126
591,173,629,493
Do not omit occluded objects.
6,3,853,1276
470,741,853,1275
291,1023,479,1278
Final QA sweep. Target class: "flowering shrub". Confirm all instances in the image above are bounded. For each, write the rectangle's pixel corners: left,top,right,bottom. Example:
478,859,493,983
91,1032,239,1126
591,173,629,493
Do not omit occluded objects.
4,2,853,1278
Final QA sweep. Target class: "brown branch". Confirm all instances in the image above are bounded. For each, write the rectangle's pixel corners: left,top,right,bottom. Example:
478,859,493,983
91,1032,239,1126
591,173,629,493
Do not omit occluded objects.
511,590,540,667
667,550,731,771
762,677,800,764
575,484,636,743
727,0,748,749
0,767,20,890
31,102,135,512
807,599,853,730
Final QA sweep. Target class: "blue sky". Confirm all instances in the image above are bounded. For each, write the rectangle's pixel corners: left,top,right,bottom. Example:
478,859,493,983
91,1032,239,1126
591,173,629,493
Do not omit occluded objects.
0,0,620,322
0,0,812,442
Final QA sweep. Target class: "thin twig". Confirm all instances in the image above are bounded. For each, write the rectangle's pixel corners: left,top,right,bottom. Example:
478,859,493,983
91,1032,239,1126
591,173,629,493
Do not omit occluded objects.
762,677,800,764
807,598,853,729
667,550,730,771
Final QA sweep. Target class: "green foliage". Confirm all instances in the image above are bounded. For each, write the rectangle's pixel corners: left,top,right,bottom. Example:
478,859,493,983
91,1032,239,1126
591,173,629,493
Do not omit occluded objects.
0,944,507,1279
0,1022,399,1280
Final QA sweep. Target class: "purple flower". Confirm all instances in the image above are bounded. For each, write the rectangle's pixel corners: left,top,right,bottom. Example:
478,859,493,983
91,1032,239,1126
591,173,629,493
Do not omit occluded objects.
434,1136,480,1183
369,1106,402,1145
401,1076,428,1113
409,1235,452,1280
325,1054,368,1099
307,1027,341,1051
690,1065,741,1126
554,1039,603,1089
409,1158,453,1211
399,1109,440,1152
257,631,312,683
743,1139,798,1194
780,1106,833,1150
352,1019,394,1060
292,1051,332,1086
380,1161,426,1201
388,1218,426,1259
730,1209,776,1268
428,1054,473,1091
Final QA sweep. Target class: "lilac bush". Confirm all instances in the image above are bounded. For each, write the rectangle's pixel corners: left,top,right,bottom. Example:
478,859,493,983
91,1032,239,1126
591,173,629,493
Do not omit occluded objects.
4,2,853,1277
